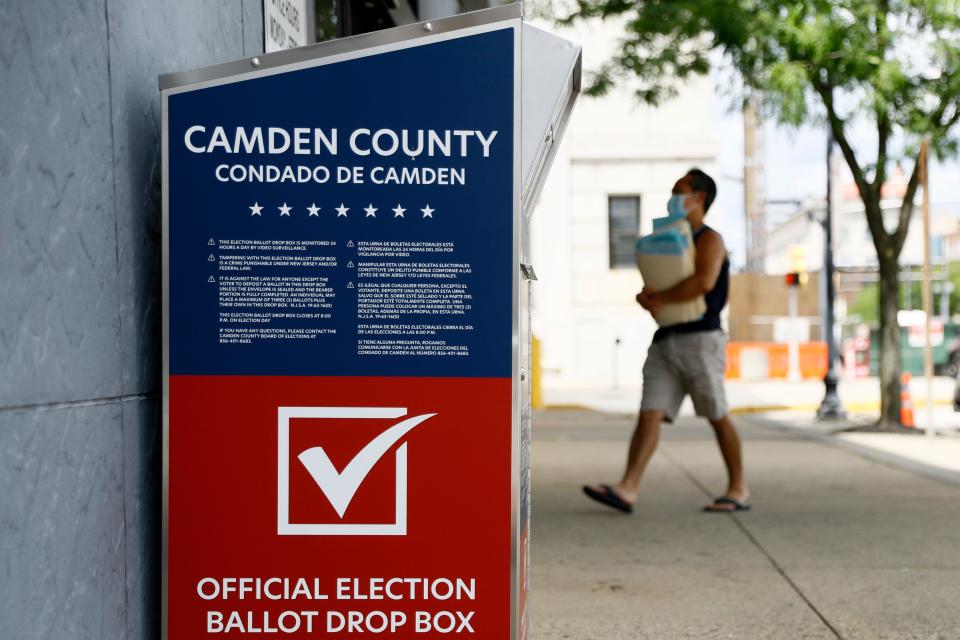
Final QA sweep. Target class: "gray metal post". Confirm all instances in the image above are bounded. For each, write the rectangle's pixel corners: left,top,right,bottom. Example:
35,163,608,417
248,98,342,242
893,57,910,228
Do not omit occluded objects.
818,129,848,420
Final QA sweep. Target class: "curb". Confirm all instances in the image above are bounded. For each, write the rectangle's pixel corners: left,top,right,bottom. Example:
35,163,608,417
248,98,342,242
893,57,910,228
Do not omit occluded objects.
540,404,591,411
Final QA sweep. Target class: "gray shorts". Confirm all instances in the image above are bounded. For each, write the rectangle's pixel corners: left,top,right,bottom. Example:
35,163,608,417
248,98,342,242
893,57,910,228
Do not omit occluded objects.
640,330,728,422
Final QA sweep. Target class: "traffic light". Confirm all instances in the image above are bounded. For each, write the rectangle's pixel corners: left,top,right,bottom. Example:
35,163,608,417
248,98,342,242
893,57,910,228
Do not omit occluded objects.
785,272,808,287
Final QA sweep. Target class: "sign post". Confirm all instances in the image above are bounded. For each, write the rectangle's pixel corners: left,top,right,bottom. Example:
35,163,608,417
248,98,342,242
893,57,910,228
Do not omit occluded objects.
161,5,579,639
264,0,313,52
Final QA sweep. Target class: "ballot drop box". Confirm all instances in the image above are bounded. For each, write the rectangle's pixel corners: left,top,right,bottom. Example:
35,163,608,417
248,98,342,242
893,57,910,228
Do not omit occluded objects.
161,5,579,638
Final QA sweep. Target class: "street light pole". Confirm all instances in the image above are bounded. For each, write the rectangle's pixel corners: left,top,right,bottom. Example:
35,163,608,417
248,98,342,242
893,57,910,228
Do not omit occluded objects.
818,129,848,420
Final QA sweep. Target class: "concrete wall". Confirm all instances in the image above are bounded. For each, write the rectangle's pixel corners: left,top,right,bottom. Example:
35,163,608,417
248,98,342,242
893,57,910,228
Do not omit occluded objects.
0,1,261,637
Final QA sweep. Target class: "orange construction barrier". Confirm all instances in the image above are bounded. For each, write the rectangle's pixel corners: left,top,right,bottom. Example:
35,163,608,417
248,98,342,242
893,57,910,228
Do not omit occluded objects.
767,344,789,378
899,372,915,428
799,342,828,379
725,342,828,380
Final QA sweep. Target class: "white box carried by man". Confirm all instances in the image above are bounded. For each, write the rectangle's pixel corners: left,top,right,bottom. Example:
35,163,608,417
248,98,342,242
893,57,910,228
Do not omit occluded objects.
635,215,706,326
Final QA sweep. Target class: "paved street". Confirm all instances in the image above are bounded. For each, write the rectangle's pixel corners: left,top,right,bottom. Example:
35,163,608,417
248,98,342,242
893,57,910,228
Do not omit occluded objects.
529,410,960,639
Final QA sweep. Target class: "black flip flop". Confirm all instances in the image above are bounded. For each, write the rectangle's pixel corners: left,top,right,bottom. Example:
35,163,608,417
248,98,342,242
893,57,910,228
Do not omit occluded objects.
703,496,751,513
582,484,634,514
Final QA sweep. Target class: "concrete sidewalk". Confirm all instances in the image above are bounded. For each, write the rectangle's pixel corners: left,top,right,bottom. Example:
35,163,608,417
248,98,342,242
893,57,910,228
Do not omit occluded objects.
529,410,960,639
756,410,960,487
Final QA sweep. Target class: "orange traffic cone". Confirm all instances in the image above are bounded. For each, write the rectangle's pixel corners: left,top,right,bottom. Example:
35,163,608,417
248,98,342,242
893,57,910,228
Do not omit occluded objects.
899,372,915,428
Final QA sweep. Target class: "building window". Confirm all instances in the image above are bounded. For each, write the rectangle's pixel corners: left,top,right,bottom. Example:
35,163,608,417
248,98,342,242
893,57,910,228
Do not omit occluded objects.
608,195,641,269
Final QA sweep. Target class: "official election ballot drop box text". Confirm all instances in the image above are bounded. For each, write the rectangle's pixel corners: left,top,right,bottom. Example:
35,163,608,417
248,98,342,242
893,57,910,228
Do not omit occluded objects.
160,5,580,639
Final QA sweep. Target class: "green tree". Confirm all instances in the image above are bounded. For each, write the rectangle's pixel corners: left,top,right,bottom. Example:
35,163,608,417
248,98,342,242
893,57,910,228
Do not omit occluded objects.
558,0,960,429
948,263,960,316
849,283,880,325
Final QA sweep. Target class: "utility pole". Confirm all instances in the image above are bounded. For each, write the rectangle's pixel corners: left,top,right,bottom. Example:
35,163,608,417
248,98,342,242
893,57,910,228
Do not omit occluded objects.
919,138,936,436
817,130,847,420
744,99,766,272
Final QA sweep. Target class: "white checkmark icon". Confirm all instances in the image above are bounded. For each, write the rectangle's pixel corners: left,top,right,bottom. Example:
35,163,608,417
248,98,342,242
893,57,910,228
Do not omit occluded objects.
297,413,436,518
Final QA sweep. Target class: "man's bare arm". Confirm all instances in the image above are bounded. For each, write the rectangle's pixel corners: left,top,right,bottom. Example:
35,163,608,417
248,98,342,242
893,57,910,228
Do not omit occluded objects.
653,230,725,304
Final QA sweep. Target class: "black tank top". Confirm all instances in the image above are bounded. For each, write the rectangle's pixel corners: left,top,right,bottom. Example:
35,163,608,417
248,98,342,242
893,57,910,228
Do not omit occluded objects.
652,224,729,342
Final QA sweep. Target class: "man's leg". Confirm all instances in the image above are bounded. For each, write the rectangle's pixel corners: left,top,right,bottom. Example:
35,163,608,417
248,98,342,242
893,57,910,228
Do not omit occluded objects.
705,414,750,510
681,332,750,510
585,410,664,507
584,338,681,510
613,410,665,504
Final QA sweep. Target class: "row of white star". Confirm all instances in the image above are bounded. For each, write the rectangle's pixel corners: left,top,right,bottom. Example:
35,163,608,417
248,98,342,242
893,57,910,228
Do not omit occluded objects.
248,202,435,218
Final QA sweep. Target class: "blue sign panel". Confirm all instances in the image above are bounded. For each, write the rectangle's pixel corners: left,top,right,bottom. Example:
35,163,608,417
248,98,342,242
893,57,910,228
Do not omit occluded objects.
168,28,515,378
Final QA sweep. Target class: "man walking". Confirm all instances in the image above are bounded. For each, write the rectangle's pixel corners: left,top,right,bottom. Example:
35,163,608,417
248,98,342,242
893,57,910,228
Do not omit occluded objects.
584,168,750,513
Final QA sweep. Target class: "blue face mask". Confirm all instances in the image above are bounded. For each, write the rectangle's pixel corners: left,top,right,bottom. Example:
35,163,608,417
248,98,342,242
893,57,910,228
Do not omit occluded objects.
667,193,688,217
